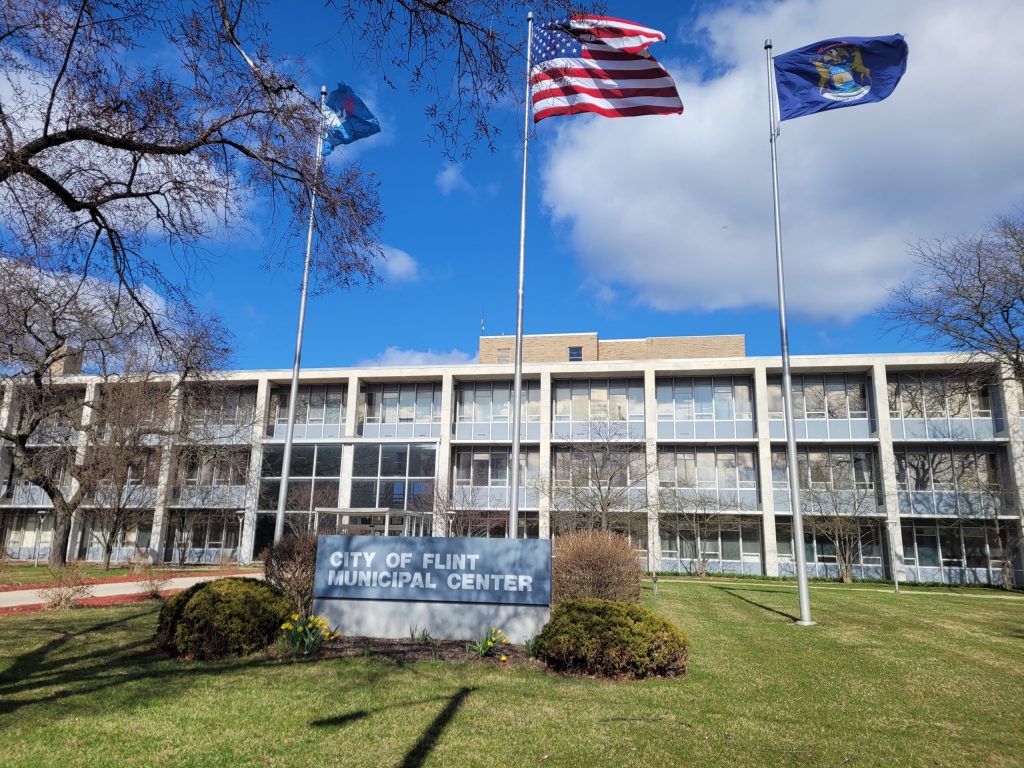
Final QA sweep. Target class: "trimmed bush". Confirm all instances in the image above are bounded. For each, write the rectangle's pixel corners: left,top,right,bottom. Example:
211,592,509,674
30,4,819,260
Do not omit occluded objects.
156,578,290,659
552,530,643,604
261,533,318,617
534,599,688,679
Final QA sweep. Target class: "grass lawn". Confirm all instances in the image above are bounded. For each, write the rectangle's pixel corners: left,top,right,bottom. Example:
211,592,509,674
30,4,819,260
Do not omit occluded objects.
0,563,260,588
1,582,1022,767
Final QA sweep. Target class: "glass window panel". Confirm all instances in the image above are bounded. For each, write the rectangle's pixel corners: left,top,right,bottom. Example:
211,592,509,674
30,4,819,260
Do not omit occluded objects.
627,381,645,419
261,445,284,478
931,449,954,490
953,451,979,491
290,445,315,477
915,526,939,566
455,451,472,484
325,387,344,424
675,381,695,420
590,382,609,420
970,383,991,415
947,379,972,418
721,527,741,560
399,386,415,422
474,383,491,422
791,380,806,419
776,521,793,558
258,480,280,509
734,380,752,419
887,380,900,417
432,388,442,422
312,480,339,509
741,522,761,556
472,451,489,486
379,444,408,477
716,450,738,489
409,444,436,477
293,389,309,425
656,383,673,419
308,387,326,424
457,385,473,422
379,480,407,509
767,380,783,417
939,526,963,565
694,380,713,419
524,382,541,421
553,382,570,420
415,386,433,421
315,445,342,477
696,450,717,486
609,381,628,421
364,389,380,422
923,377,947,418
771,451,788,486
826,377,848,418
351,480,377,508
737,450,757,488
900,375,923,418
804,377,825,418
963,526,987,568
713,381,734,420
679,527,697,559
353,444,379,477
571,381,589,421
382,388,399,423
492,384,510,422
491,451,509,485
286,480,312,511
848,378,867,417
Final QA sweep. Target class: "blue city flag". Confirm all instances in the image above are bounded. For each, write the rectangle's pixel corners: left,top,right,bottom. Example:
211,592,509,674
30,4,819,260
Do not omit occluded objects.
773,34,908,121
322,82,380,153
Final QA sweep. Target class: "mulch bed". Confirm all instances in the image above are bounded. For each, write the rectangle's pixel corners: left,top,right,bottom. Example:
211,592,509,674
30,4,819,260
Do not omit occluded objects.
0,568,259,593
319,635,540,668
0,588,184,618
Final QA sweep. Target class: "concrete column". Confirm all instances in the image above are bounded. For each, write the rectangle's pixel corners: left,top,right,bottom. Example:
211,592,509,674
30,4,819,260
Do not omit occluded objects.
433,372,454,537
0,385,14,496
871,362,906,580
643,366,661,573
538,371,552,539
239,376,269,564
344,375,360,439
999,367,1024,574
149,388,182,564
754,364,779,576
66,383,97,561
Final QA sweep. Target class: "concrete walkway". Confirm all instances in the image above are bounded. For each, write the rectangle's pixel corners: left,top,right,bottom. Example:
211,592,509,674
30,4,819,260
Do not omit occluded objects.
0,573,262,610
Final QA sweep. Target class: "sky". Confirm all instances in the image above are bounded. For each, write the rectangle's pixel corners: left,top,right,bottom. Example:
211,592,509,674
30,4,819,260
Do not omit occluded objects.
181,0,1024,371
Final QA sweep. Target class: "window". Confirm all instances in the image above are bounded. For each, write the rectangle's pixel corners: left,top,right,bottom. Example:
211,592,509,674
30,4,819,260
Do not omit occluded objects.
657,377,753,422
454,381,540,424
568,346,583,362
258,443,342,512
496,348,511,364
361,383,441,425
349,443,436,511
453,447,539,487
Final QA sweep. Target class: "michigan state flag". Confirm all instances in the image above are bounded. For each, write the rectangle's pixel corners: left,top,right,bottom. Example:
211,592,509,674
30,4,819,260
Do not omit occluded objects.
322,82,380,154
774,34,908,121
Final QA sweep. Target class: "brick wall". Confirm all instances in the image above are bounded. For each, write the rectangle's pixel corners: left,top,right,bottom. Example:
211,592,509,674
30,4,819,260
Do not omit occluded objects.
479,333,745,363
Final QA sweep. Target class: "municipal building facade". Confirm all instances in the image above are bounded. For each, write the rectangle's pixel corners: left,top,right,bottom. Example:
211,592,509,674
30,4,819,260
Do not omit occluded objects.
3,332,1023,586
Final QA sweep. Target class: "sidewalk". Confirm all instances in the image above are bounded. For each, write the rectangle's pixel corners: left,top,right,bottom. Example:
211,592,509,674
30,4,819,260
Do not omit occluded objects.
0,572,264,615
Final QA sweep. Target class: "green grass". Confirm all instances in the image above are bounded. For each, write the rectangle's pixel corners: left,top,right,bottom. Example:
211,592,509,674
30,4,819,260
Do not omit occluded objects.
1,582,1022,767
0,563,260,587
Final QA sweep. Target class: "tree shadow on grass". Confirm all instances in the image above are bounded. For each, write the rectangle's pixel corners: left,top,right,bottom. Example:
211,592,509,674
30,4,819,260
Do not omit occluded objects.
0,605,393,722
710,586,799,622
398,686,475,768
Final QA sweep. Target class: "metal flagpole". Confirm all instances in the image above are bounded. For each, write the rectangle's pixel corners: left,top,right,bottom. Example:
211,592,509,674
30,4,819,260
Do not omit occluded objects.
273,85,328,544
508,11,534,540
764,40,814,625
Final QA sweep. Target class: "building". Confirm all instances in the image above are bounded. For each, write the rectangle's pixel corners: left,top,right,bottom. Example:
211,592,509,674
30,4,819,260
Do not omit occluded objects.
2,332,1023,585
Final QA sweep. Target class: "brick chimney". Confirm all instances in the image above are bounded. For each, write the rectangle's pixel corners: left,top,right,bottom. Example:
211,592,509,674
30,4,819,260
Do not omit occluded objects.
50,346,83,376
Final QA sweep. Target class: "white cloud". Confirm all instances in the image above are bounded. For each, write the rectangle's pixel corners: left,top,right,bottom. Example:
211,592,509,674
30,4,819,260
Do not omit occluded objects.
538,0,1024,321
381,245,419,283
357,346,475,367
435,162,472,195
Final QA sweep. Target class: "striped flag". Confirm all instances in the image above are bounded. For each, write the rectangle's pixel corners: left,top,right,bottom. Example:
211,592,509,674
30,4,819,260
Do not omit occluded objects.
531,15,683,122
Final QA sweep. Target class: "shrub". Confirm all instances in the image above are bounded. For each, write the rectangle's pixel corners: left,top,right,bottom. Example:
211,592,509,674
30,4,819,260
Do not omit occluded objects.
261,533,318,617
552,530,643,604
130,556,169,599
157,577,291,659
534,599,688,679
38,564,94,610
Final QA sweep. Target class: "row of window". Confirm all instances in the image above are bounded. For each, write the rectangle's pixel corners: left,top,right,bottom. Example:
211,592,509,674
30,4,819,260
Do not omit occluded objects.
455,381,541,423
887,373,992,420
656,377,753,422
767,374,869,421
895,447,1002,492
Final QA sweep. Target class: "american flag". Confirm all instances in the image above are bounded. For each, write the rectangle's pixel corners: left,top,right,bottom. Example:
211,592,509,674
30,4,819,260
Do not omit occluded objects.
531,15,683,122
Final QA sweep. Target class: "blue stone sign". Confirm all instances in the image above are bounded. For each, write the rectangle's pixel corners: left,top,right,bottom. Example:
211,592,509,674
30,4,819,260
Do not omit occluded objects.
313,535,552,607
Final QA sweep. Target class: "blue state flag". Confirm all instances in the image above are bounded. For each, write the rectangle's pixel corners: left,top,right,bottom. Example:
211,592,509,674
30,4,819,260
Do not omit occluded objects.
322,82,380,154
774,34,908,121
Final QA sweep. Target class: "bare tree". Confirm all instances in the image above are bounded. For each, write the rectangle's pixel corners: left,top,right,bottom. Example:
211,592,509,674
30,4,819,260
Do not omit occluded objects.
541,425,656,538
0,261,229,566
884,213,1024,382
802,456,882,584
657,488,729,578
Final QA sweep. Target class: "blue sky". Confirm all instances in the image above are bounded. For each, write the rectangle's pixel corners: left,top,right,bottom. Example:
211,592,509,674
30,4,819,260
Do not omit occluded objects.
178,1,1024,371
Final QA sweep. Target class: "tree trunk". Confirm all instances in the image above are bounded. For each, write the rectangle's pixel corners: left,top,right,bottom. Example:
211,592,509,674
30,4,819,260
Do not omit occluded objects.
47,506,71,567
102,542,113,571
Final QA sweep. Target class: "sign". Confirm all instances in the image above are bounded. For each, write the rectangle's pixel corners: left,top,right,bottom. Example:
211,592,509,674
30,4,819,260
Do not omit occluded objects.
313,535,552,607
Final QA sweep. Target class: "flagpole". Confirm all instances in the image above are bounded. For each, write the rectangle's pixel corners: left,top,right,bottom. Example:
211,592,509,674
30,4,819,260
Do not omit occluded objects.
508,11,534,540
274,85,328,544
764,40,814,625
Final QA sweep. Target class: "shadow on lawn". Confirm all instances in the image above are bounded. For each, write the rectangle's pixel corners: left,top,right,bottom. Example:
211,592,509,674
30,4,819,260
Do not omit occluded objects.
710,586,799,621
0,605,390,722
